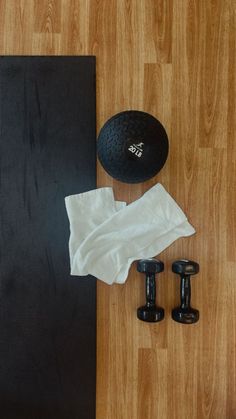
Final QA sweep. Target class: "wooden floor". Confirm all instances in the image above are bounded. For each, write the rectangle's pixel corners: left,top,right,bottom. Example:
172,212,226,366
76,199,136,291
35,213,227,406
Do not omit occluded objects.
0,1,235,418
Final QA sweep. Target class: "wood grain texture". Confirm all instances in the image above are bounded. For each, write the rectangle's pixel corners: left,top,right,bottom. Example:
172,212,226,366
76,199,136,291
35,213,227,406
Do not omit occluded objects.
138,349,167,419
142,0,172,63
34,0,61,33
0,0,235,418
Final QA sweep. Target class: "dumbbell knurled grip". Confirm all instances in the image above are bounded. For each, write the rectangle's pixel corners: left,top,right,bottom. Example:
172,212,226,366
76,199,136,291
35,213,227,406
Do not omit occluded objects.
146,273,156,307
181,276,191,309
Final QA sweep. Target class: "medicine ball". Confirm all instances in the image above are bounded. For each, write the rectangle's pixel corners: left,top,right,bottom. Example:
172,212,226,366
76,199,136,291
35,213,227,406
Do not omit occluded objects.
97,110,169,184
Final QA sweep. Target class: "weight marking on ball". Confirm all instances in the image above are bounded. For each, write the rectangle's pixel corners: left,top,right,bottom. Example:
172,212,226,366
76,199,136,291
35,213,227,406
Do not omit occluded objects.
133,142,144,151
128,141,144,158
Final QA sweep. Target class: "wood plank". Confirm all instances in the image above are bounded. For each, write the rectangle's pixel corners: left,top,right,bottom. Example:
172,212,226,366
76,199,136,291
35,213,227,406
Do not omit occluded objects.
34,0,61,34
137,349,167,419
3,0,34,54
60,0,89,55
198,0,229,149
195,150,228,419
227,1,236,261
227,263,236,419
142,0,173,63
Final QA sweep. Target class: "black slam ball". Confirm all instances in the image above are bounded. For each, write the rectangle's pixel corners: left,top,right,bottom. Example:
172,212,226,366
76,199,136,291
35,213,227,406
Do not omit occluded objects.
97,110,169,184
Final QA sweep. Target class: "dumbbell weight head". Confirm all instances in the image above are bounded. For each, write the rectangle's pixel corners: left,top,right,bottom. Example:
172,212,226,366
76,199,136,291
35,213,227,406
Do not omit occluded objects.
137,258,164,274
172,259,199,276
137,305,165,323
172,307,199,324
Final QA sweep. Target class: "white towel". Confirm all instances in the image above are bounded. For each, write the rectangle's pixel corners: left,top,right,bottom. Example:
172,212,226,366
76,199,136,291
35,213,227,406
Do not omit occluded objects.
65,183,195,284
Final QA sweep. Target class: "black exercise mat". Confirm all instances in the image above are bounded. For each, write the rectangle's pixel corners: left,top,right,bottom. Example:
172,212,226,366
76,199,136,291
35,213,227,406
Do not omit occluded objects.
0,56,96,419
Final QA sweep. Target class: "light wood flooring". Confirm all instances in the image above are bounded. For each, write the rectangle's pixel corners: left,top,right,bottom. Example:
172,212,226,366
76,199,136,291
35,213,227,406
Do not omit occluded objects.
0,1,235,418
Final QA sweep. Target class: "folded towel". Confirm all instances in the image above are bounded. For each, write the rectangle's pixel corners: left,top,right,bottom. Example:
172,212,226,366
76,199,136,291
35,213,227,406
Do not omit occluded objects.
65,183,195,284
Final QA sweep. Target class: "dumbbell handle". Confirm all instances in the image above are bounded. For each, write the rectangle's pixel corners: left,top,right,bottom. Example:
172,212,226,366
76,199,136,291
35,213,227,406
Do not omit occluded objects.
180,276,191,309
145,273,156,307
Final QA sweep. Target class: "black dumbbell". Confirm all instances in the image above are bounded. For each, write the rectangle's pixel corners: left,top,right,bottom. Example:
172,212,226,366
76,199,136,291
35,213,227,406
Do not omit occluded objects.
172,259,199,324
137,258,164,322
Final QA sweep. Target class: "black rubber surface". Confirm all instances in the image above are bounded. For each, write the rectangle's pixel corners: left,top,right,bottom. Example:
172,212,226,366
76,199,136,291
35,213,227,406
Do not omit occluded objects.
0,56,96,419
97,110,169,183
